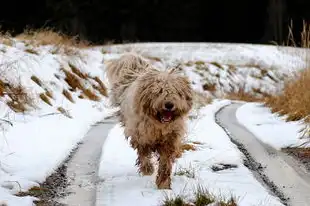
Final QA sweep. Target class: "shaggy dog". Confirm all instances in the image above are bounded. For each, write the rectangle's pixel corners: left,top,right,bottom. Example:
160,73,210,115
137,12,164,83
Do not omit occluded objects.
106,53,193,189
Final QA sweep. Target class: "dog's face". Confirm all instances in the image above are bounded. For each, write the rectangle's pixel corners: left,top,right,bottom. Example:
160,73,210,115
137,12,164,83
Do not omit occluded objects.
135,69,193,124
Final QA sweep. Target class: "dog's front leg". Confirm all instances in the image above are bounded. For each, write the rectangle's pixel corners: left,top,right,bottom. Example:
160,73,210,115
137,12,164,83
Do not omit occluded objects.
134,143,154,176
156,142,179,190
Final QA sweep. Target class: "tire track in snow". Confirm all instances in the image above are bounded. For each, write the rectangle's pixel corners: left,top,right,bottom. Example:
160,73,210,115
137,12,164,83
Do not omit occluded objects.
55,116,117,206
215,103,310,206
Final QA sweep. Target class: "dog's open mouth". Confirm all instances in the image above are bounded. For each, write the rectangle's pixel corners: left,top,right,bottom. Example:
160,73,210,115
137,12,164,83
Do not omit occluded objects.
157,110,174,123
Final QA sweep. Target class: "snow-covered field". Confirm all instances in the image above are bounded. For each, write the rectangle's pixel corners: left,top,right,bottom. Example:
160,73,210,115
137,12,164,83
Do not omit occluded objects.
0,39,309,205
236,103,309,150
97,100,283,206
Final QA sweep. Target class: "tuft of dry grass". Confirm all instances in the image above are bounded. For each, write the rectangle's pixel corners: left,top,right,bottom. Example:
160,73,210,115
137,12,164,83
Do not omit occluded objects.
61,68,105,101
210,61,224,69
62,68,83,91
0,79,5,96
15,28,90,48
39,93,53,106
62,89,75,103
82,88,100,101
0,31,14,47
78,94,85,99
202,82,216,92
31,75,43,87
25,48,39,55
162,185,237,206
5,83,34,113
285,20,310,48
57,107,72,118
45,89,54,99
91,76,108,97
69,63,88,79
265,68,310,122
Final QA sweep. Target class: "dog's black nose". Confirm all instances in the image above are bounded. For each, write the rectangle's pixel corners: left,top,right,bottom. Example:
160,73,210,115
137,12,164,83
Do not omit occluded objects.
165,102,174,110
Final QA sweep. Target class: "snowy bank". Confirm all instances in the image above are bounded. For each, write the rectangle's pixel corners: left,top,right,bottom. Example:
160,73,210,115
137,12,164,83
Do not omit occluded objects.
236,103,307,150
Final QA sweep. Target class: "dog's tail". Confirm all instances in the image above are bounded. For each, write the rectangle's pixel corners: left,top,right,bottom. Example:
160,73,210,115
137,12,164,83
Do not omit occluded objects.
105,52,152,86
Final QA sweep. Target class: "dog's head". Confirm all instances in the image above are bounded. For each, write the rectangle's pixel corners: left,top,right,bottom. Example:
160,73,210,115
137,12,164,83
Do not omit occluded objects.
134,68,193,124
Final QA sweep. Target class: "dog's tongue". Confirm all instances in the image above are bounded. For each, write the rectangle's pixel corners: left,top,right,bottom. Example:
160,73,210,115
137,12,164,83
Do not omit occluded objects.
162,111,173,122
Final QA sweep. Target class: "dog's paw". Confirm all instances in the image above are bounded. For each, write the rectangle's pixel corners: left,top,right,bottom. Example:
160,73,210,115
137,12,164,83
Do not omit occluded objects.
156,181,171,190
156,177,171,189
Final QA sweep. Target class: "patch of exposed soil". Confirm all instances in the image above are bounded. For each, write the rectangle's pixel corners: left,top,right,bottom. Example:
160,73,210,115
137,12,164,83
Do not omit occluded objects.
17,143,81,206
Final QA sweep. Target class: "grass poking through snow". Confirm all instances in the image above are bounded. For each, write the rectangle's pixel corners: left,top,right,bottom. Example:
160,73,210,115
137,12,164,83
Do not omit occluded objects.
162,185,238,206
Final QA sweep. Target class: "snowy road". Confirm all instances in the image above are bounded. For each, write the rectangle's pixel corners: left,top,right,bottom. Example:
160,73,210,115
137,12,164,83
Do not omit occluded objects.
216,103,310,206
57,116,117,206
54,102,310,206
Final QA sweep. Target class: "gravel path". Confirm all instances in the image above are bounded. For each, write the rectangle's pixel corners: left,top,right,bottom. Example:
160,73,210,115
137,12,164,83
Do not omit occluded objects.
215,103,310,206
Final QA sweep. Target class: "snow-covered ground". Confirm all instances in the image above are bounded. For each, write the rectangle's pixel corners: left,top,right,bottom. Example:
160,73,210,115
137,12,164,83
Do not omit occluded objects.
97,100,283,206
236,103,308,150
104,43,310,98
0,41,113,205
0,39,309,205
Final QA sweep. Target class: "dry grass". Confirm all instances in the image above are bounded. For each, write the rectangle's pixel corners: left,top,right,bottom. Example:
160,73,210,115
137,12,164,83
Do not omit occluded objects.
265,68,310,122
162,185,237,206
31,75,43,87
15,28,90,48
0,79,5,96
0,76,33,113
45,89,54,99
82,88,100,101
210,61,224,69
62,68,84,91
25,48,39,55
39,93,53,106
4,83,34,113
285,20,310,48
202,82,216,92
57,107,72,118
264,21,310,138
69,63,88,79
0,31,13,46
61,67,106,101
91,76,108,97
62,89,75,103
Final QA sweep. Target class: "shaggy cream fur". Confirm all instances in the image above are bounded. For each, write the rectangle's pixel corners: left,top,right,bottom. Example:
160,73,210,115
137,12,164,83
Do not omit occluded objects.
106,53,193,189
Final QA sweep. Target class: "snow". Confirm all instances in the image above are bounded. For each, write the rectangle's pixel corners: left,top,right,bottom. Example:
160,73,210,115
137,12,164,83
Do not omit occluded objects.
0,42,113,205
236,102,308,150
97,100,283,206
0,40,308,205
104,43,310,99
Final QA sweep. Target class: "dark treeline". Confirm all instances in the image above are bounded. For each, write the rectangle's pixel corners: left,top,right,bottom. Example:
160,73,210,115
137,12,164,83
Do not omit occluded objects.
0,0,309,45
